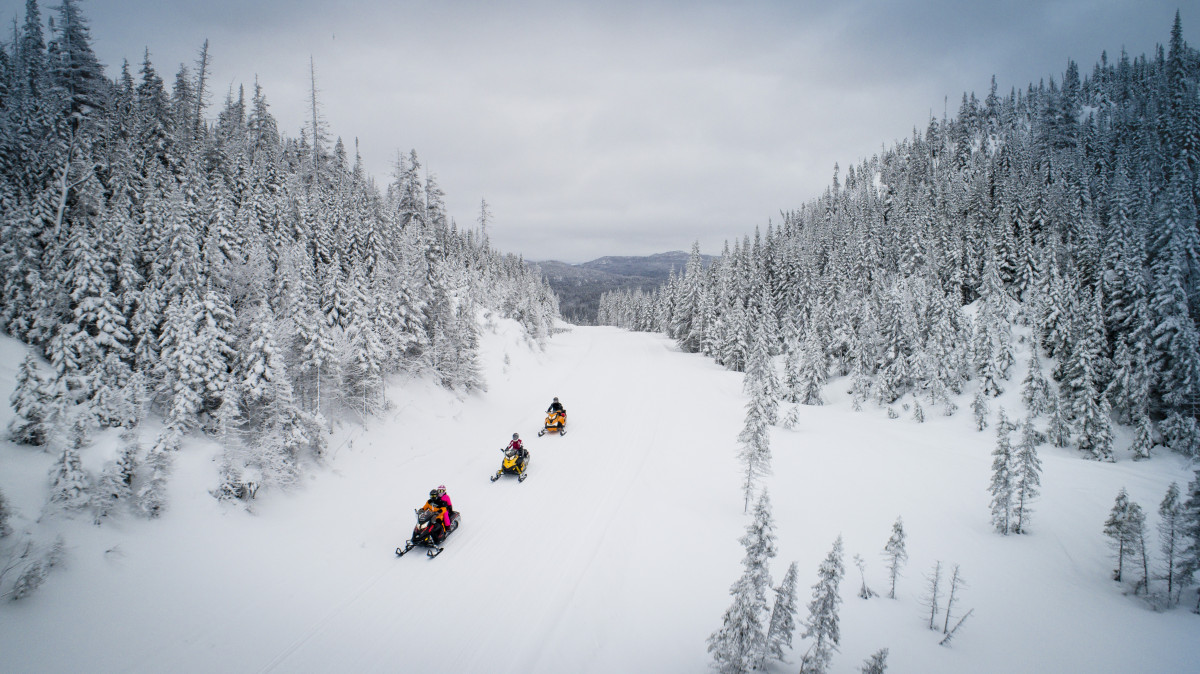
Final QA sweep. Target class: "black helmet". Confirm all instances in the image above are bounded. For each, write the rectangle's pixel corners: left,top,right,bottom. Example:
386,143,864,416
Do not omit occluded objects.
553,397,559,402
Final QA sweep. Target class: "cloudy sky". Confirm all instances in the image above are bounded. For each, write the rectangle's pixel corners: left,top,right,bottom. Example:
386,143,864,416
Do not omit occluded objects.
5,1,1194,262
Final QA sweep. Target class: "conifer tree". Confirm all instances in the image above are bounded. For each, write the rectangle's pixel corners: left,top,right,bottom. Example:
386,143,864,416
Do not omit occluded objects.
708,491,777,674
860,649,888,674
7,353,58,446
882,516,907,599
924,561,942,630
766,560,800,664
1158,482,1184,605
988,409,1016,534
1011,419,1042,534
47,420,91,512
800,536,844,674
1180,470,1200,611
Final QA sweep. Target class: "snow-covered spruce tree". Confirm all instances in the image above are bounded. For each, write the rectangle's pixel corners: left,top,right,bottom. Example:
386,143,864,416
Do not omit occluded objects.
0,488,13,538
136,431,177,518
971,386,989,431
93,432,139,521
707,491,776,674
799,535,844,674
923,560,942,630
1011,418,1042,534
737,330,775,512
882,516,907,599
9,536,64,601
1103,489,1148,592
860,649,888,674
1181,470,1200,612
1158,482,1184,605
988,409,1016,534
47,419,91,513
765,560,799,664
1045,388,1071,448
794,329,827,406
854,553,876,599
1020,348,1050,418
7,353,58,446
942,564,965,634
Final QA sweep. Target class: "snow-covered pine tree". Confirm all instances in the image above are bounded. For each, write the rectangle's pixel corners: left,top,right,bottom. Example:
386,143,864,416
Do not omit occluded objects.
0,488,13,537
47,420,91,512
971,386,989,431
1181,469,1200,612
1158,482,1184,605
799,535,844,674
1020,348,1050,417
988,409,1016,534
794,329,828,405
93,431,139,521
924,560,942,630
941,564,965,633
7,353,58,446
1045,388,1071,448
737,338,775,511
1103,488,1148,591
707,491,777,674
1011,418,1042,534
765,560,800,664
136,431,176,518
882,516,907,599
860,649,888,674
854,553,876,599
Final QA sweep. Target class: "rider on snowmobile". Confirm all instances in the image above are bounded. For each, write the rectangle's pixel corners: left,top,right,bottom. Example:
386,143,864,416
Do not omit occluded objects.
547,397,565,416
425,485,455,529
506,432,528,472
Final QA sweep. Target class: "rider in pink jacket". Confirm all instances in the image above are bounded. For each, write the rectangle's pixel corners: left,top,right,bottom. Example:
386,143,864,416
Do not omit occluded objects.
427,486,454,528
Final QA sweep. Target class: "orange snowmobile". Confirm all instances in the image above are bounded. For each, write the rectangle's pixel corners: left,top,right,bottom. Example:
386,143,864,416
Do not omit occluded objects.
538,409,566,436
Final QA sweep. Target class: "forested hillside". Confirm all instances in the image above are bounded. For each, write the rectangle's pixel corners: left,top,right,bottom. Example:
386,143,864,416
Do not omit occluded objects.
600,14,1200,461
0,0,558,524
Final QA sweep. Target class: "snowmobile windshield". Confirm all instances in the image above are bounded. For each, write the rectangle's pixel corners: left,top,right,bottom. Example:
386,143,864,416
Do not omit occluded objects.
417,508,435,525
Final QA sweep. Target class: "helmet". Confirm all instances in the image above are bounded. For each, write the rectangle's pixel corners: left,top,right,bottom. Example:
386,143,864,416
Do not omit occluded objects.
553,397,559,402
513,432,519,439
429,485,445,498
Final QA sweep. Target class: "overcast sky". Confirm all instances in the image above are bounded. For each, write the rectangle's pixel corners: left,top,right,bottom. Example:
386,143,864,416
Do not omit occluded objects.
4,1,1195,262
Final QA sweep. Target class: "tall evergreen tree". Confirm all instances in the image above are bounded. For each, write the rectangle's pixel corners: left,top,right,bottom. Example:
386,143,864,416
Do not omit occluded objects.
800,536,845,674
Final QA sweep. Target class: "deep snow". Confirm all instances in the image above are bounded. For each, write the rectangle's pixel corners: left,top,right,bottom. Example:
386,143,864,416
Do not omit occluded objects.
0,319,1196,673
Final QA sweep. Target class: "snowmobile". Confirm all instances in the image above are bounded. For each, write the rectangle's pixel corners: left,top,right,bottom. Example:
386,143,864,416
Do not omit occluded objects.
538,410,566,437
491,446,529,483
396,505,460,558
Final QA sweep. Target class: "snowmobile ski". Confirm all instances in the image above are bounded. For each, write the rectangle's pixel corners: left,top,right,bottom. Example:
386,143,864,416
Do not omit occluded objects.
518,471,528,482
427,546,444,558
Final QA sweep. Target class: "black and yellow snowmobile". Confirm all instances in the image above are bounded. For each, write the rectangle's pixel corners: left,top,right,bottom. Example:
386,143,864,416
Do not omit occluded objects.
491,446,529,483
396,504,460,558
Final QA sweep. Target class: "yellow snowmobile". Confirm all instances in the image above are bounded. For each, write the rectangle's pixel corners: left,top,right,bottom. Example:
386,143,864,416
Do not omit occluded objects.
538,410,566,437
491,446,529,483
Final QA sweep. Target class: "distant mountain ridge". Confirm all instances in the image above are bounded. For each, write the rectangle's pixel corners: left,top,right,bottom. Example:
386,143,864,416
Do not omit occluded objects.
534,251,712,324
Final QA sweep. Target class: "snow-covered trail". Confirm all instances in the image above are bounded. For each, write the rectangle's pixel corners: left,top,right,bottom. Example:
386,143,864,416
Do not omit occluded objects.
253,325,749,674
1,326,749,674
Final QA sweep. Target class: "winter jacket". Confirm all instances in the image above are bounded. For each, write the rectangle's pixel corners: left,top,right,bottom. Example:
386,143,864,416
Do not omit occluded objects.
547,401,565,414
427,494,454,526
507,439,525,455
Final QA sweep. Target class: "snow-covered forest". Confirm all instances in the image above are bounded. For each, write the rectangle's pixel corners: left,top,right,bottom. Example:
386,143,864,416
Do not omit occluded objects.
0,0,558,524
599,15,1200,463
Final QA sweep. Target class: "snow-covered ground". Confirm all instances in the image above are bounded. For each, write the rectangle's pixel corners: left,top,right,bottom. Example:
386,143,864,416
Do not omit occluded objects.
1,320,1196,673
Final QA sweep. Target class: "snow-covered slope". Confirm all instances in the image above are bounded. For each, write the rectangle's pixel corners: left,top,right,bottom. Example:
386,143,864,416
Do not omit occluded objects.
0,323,1196,673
